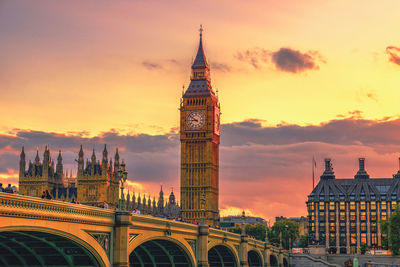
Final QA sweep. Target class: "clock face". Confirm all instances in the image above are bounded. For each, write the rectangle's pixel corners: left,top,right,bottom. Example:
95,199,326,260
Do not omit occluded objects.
186,111,205,129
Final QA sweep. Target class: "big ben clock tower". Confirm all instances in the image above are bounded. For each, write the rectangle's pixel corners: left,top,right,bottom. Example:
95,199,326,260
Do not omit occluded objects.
180,27,220,226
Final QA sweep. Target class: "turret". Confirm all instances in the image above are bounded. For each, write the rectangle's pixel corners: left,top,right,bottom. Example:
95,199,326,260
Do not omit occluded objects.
91,148,96,164
78,145,84,174
143,194,147,213
148,196,152,214
354,157,370,179
169,190,176,205
114,148,120,178
152,196,157,215
43,146,50,163
320,158,335,180
19,146,25,177
132,192,136,209
34,149,40,165
56,150,63,180
137,193,141,210
158,185,164,211
102,144,108,162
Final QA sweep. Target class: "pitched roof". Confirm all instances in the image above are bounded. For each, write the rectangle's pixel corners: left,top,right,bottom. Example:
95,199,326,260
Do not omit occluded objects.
192,31,208,69
308,177,399,202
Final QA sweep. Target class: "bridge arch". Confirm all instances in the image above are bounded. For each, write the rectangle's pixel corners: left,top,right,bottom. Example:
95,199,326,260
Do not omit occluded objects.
283,257,289,267
248,249,263,267
270,254,279,267
208,243,239,267
129,236,195,267
0,226,108,267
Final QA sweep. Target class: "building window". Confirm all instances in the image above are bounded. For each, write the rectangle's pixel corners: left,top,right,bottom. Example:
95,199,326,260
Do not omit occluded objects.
340,212,345,221
381,212,387,220
371,212,377,221
371,222,377,232
340,202,345,210
330,222,335,232
381,201,387,210
360,202,366,210
392,201,397,210
319,202,325,210
371,201,376,210
361,233,366,244
351,222,356,232
361,222,367,232
330,202,335,210
351,233,356,245
319,213,325,222
372,233,377,245
350,212,356,221
330,212,335,221
350,202,356,210
360,212,366,221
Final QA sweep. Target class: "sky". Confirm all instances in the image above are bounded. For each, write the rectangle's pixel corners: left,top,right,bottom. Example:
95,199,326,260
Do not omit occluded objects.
1,0,400,222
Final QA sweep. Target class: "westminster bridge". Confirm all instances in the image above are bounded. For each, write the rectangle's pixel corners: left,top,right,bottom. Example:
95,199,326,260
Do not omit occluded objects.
0,193,289,267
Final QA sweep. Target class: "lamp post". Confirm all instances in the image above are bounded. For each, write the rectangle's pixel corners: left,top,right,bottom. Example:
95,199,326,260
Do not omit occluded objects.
118,160,128,211
241,211,246,236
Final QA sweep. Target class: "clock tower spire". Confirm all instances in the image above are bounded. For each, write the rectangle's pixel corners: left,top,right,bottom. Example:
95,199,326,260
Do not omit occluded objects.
180,26,220,226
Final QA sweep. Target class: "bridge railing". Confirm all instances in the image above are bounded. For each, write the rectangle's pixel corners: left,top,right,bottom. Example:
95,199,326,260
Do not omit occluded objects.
0,192,115,226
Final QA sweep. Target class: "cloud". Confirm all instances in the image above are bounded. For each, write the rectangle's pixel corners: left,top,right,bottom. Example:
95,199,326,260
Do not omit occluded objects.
386,46,400,66
271,48,321,73
211,62,231,72
3,115,400,221
141,61,163,70
234,47,270,69
235,47,324,73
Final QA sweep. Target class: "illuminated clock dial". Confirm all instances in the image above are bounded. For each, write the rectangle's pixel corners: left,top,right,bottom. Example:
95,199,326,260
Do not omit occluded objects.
186,111,205,129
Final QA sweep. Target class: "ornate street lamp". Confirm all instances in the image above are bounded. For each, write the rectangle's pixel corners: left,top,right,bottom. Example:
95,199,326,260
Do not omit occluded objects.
118,160,128,211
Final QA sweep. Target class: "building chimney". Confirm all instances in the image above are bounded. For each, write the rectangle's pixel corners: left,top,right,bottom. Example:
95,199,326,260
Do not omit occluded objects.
393,157,400,179
320,158,335,180
354,157,369,179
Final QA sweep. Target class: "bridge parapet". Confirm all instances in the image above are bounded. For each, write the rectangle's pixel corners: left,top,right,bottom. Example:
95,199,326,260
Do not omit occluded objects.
0,192,115,226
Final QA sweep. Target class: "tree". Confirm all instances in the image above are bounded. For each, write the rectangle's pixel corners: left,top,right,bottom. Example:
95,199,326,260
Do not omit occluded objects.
380,207,400,255
231,223,266,241
389,207,400,255
360,242,368,255
246,223,266,241
299,233,309,248
268,220,299,250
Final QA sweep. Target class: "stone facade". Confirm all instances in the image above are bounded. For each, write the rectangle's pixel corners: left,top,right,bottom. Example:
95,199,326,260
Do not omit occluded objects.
19,146,77,201
19,145,120,208
307,157,400,254
77,145,119,209
180,28,220,226
125,186,181,219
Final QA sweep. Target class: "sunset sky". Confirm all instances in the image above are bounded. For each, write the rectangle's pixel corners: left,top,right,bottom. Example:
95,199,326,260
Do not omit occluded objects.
1,0,400,222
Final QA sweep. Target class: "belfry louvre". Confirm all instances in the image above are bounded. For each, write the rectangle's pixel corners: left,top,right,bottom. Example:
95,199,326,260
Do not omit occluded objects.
307,158,400,254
